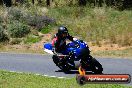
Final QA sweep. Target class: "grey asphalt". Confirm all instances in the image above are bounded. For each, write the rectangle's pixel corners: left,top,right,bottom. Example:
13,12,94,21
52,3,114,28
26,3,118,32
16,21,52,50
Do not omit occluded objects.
0,53,132,85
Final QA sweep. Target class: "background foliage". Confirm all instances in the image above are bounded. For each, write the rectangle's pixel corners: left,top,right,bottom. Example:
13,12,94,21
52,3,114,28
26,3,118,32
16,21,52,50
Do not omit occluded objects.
0,0,131,46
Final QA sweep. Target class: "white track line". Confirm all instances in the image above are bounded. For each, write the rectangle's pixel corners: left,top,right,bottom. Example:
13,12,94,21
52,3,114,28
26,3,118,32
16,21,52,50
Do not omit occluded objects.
9,70,69,79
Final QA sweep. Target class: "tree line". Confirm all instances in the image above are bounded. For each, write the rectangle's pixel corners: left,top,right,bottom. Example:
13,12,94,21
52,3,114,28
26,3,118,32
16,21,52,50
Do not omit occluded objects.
0,0,132,10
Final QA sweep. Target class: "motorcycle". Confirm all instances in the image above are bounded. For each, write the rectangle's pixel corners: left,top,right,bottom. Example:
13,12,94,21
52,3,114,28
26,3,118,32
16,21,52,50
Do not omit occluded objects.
44,39,103,74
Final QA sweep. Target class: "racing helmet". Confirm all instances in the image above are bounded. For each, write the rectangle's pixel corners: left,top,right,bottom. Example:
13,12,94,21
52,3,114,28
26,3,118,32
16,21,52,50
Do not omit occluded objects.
58,26,68,36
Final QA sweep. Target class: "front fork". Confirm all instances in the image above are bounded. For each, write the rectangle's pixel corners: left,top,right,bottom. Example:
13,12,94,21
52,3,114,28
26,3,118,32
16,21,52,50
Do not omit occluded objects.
78,55,93,75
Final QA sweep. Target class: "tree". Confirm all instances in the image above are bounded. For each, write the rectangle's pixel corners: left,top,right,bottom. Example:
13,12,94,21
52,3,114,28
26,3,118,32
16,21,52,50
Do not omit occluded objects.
14,0,25,5
123,0,132,9
98,0,103,7
37,0,42,4
32,0,34,4
46,0,50,6
78,0,87,6
0,0,3,5
3,0,12,7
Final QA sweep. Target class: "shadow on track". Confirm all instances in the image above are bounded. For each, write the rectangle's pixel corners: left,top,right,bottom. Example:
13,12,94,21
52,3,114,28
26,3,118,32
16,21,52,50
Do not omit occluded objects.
55,69,93,74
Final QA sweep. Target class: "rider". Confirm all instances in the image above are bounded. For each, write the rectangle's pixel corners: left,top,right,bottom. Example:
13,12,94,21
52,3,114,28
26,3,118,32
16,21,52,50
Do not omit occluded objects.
52,26,77,54
52,26,86,74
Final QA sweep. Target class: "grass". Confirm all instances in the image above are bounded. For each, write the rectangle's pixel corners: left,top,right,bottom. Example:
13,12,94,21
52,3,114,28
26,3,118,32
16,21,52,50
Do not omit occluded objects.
0,5,132,58
1,5,132,47
40,25,53,34
0,44,44,54
0,43,131,58
0,70,131,88
92,48,132,58
40,28,50,34
47,6,132,46
24,34,41,44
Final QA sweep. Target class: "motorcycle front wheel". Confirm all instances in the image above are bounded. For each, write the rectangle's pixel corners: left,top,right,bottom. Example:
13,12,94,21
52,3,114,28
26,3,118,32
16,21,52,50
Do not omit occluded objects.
52,55,71,73
58,64,71,73
90,58,103,74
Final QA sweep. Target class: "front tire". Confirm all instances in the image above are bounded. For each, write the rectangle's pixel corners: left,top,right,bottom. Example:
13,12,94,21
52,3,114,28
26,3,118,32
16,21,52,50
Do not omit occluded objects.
90,58,103,74
52,55,71,73
76,75,86,85
52,55,60,66
58,64,70,73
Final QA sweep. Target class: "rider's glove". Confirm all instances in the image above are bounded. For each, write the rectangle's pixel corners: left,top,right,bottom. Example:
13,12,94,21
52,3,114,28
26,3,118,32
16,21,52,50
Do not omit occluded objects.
73,38,77,41
52,48,57,54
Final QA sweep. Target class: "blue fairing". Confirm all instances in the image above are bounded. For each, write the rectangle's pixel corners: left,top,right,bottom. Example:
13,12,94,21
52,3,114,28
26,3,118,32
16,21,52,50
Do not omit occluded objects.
44,43,53,50
44,40,89,60
66,40,89,60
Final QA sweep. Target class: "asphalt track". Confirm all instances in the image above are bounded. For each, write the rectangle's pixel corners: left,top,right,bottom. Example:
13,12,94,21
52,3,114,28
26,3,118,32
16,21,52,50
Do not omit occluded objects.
0,53,132,85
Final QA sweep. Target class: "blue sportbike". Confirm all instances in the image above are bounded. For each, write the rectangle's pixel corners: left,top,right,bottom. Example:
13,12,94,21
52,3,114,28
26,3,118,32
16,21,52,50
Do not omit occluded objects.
44,39,103,74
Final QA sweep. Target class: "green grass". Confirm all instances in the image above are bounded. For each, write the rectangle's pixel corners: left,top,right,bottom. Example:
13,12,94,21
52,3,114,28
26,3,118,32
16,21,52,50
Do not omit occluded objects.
47,6,132,46
0,70,131,88
40,25,52,34
92,48,132,58
0,5,132,58
1,5,132,47
24,34,41,44
40,28,50,34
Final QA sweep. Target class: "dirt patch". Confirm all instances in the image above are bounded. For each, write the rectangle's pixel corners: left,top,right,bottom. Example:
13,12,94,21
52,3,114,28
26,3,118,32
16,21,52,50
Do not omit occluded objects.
1,33,131,54
89,44,132,52
31,34,132,53
30,34,52,51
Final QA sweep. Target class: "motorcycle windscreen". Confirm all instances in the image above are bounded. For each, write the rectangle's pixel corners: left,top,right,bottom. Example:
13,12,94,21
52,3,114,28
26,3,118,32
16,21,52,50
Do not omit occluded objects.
44,43,53,54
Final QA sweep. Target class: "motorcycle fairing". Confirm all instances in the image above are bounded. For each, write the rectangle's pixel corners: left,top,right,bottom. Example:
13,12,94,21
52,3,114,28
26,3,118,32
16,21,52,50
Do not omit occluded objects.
44,43,54,54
